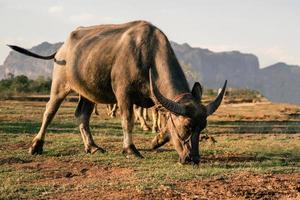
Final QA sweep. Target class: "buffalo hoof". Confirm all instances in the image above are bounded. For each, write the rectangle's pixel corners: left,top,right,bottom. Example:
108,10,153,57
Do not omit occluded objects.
152,127,159,133
151,133,170,150
85,144,106,154
122,144,144,159
142,126,150,131
179,156,200,165
29,139,44,155
191,157,200,165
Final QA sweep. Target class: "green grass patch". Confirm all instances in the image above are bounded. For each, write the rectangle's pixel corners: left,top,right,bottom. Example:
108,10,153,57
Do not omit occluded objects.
0,100,300,198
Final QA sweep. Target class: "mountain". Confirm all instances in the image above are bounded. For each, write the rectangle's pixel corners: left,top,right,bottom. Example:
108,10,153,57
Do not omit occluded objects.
172,42,300,104
2,42,62,79
171,42,300,104
1,41,300,104
171,42,260,89
259,63,300,104
0,65,4,79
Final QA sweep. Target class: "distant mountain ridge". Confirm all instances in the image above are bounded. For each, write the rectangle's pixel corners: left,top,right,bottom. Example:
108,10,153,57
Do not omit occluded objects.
171,42,261,89
259,62,300,104
1,41,300,104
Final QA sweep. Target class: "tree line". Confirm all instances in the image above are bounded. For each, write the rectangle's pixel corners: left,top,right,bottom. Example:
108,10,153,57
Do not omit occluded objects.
0,73,261,101
0,74,51,98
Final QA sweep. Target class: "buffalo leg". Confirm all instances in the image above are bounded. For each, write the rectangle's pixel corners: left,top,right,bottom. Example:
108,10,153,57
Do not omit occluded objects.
117,96,143,158
109,104,118,118
134,105,150,131
151,107,159,133
94,104,99,115
143,107,148,121
151,128,170,149
106,104,118,118
29,65,70,155
75,96,105,154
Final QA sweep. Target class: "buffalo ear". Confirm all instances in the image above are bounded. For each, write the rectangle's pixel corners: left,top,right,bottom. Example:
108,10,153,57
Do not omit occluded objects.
191,82,202,102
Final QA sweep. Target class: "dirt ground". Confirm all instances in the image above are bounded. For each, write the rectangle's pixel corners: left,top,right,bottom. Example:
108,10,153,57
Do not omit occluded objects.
1,100,300,199
3,156,299,200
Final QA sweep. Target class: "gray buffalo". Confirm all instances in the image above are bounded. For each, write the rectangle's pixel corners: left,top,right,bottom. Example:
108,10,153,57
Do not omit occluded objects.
8,20,226,164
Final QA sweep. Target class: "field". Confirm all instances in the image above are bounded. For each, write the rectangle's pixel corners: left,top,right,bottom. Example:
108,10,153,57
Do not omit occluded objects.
0,99,300,199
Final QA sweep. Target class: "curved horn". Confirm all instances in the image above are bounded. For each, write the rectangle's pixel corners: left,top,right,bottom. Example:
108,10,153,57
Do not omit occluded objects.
206,80,227,115
149,69,187,116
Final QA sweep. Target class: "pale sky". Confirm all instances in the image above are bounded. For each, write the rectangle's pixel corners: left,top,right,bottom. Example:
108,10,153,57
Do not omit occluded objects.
0,0,299,67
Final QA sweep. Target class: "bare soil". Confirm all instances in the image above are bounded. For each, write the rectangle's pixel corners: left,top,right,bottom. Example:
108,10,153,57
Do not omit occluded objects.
1,99,300,199
4,157,299,200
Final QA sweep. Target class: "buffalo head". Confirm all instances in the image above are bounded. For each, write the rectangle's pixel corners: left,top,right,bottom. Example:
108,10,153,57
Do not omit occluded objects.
150,69,227,164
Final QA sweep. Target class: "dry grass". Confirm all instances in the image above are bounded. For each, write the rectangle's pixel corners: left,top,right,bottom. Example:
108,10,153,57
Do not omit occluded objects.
0,100,300,199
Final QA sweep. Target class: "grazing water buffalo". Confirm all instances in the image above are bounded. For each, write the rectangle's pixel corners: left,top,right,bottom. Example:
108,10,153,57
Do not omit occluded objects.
135,106,166,133
8,20,226,164
94,104,118,118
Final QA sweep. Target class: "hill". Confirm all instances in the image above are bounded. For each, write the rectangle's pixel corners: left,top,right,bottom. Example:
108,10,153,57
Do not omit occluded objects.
0,65,4,79
259,62,300,104
171,42,261,89
1,41,300,104
171,42,300,104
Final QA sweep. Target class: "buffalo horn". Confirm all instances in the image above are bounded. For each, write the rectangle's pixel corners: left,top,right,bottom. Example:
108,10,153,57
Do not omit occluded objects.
149,69,188,116
206,80,227,115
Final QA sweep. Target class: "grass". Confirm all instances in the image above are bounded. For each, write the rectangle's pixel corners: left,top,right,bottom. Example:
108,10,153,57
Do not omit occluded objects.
0,100,300,199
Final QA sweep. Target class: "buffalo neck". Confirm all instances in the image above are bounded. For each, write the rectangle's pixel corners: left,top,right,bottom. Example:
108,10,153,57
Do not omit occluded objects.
153,45,190,100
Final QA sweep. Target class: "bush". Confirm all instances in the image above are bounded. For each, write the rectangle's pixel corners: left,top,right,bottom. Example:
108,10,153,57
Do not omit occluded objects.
0,75,51,98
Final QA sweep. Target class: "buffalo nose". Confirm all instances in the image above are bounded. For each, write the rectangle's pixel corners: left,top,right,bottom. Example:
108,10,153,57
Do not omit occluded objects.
192,158,200,165
190,154,200,165
179,155,192,164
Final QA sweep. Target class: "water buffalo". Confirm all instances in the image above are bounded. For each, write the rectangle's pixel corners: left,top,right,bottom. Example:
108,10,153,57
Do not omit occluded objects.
94,104,118,118
8,20,226,164
135,106,166,133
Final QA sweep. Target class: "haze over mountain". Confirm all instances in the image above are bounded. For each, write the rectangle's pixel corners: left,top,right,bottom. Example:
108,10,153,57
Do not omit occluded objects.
1,41,300,104
173,42,300,104
171,42,261,89
259,63,300,104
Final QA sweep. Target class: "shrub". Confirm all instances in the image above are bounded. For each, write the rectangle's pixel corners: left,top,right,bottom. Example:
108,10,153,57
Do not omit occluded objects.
0,75,51,98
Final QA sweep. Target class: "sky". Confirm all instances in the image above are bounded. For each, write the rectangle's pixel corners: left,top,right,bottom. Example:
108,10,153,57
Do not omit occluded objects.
0,0,299,67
